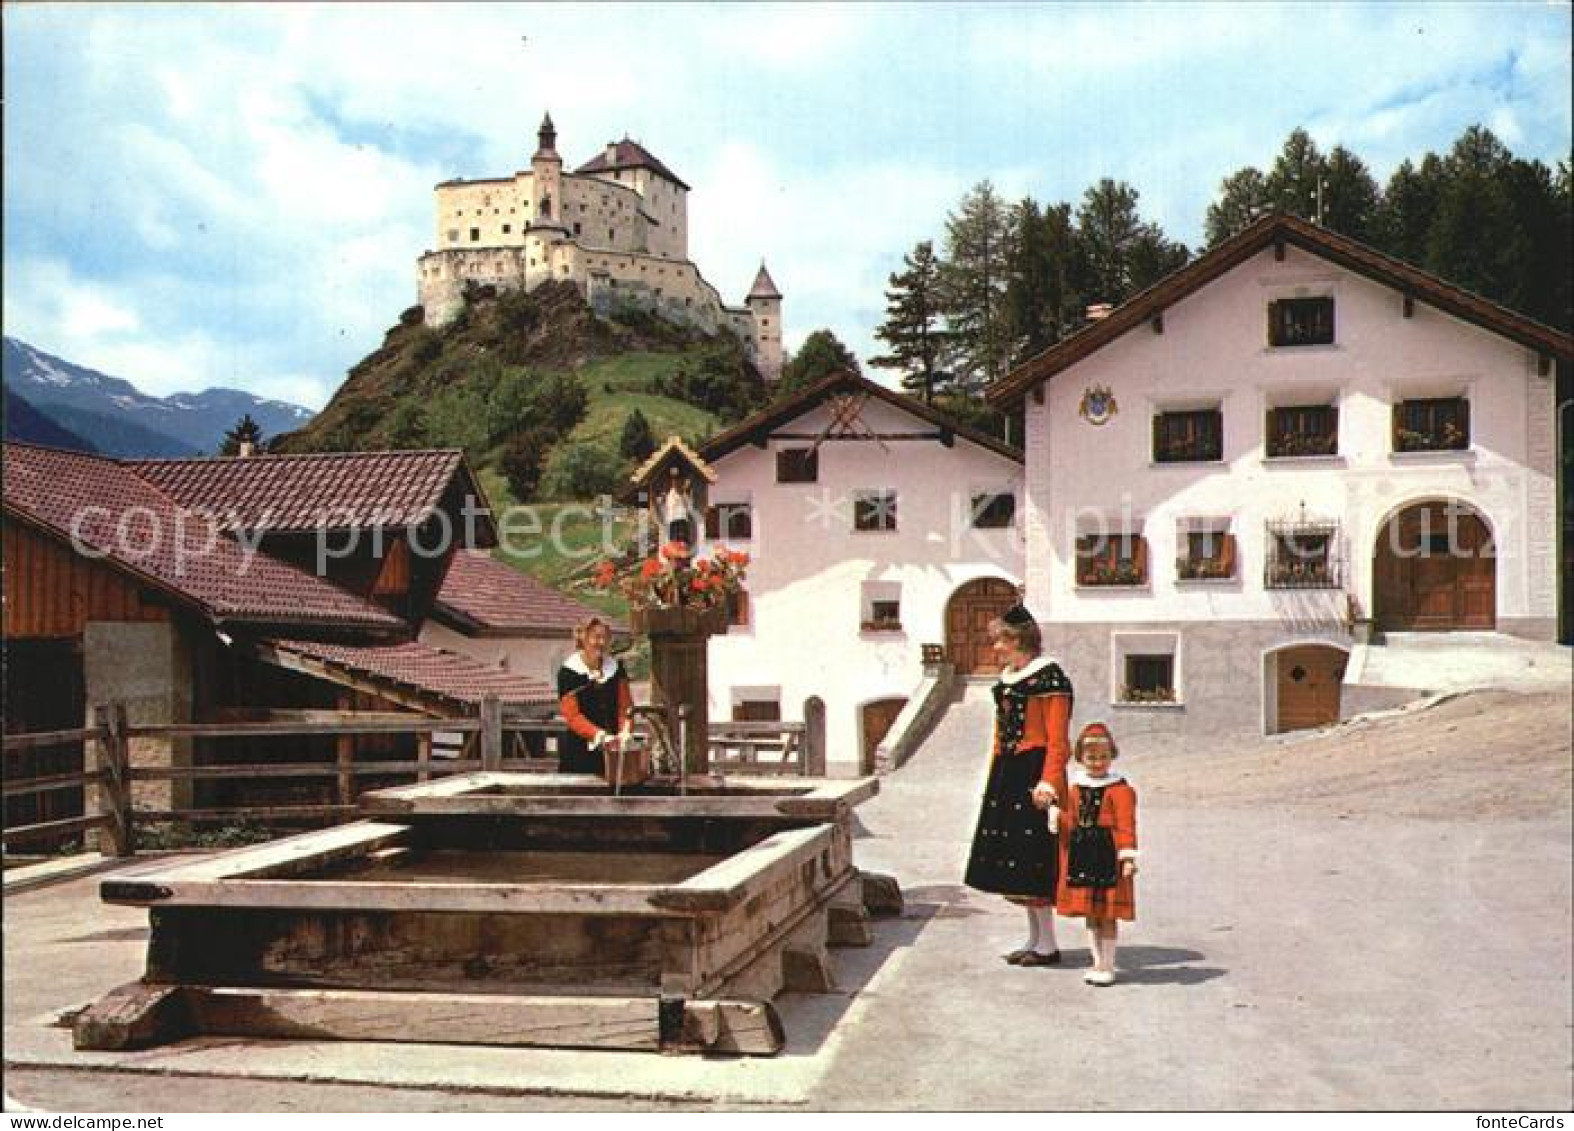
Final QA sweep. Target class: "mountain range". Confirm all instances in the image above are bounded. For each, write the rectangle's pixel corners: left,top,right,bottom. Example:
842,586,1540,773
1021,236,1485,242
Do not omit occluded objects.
2,336,315,458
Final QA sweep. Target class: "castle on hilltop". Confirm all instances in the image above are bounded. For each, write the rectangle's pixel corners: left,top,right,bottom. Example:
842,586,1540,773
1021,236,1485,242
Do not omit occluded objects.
417,114,783,380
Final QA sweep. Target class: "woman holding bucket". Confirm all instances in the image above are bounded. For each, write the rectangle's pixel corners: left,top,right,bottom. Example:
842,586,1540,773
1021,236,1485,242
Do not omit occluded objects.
556,616,634,775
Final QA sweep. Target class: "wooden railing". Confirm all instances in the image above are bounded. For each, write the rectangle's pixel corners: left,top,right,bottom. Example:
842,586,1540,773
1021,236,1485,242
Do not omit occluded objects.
3,696,828,857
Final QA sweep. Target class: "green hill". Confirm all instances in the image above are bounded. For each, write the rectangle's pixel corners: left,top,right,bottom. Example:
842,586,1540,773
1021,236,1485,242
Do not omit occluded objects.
275,281,767,503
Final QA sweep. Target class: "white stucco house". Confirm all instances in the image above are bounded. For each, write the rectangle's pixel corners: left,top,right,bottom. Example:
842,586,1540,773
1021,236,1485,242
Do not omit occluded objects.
987,212,1573,739
699,373,1026,770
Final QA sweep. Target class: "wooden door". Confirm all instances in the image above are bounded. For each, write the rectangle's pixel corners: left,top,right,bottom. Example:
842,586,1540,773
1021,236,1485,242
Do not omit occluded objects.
945,578,1019,674
1374,502,1495,630
861,698,908,773
1275,645,1347,733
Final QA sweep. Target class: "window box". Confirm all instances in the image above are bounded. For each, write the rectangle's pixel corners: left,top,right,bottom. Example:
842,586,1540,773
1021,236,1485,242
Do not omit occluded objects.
1266,406,1338,458
1268,297,1335,347
1077,534,1149,587
860,618,905,633
1152,409,1223,463
1392,398,1469,453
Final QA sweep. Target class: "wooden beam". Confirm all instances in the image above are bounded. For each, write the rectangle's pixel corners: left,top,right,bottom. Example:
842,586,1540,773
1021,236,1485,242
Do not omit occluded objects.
177,986,783,1056
1538,353,1552,376
2,726,104,753
1151,313,1164,334
102,822,412,887
1274,237,1285,261
650,825,833,913
1031,385,1045,406
767,431,954,443
73,982,191,1051
1403,294,1415,318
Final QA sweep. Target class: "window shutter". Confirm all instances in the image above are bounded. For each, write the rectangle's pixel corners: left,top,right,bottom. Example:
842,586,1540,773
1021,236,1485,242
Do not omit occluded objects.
1221,533,1237,577
1267,300,1279,346
704,506,720,539
1151,413,1164,462
1134,535,1149,583
1391,402,1403,450
1458,397,1471,447
1328,405,1339,452
1265,409,1276,455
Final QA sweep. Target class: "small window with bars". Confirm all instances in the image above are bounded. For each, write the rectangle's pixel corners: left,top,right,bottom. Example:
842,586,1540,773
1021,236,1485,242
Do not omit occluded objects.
854,490,898,532
776,448,818,483
1076,533,1149,586
971,492,1017,529
1122,655,1176,704
1266,405,1339,458
1176,529,1236,581
1268,297,1335,346
704,502,753,542
1153,409,1223,463
1392,397,1469,453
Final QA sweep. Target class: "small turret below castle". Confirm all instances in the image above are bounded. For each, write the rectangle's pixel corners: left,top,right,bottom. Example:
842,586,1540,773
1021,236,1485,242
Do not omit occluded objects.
416,113,783,380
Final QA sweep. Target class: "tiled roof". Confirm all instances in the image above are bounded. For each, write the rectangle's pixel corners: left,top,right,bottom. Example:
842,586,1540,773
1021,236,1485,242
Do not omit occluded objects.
747,264,782,300
629,436,718,488
700,371,1023,465
988,211,1574,406
3,443,404,630
434,551,624,636
574,138,691,191
262,638,555,710
128,449,492,538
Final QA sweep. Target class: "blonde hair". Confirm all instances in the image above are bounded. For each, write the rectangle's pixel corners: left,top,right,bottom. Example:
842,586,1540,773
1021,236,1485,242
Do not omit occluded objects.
573,616,613,651
987,615,1042,657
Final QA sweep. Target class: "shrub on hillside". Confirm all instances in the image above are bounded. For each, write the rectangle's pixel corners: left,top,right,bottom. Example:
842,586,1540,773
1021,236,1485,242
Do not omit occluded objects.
502,427,553,502
541,441,622,500
619,409,657,462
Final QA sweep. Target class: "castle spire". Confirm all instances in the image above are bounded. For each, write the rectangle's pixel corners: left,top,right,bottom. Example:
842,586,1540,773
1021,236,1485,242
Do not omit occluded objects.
535,112,558,160
747,262,782,301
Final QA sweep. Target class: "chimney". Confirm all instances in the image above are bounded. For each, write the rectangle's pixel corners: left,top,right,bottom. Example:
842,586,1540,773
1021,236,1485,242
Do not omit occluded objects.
1085,302,1114,322
238,440,255,458
606,142,618,163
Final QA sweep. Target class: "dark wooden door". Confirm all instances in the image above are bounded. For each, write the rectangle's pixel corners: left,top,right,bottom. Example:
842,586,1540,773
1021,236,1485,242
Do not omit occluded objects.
945,578,1019,674
1375,503,1495,630
4,638,87,840
861,698,907,773
1275,645,1347,733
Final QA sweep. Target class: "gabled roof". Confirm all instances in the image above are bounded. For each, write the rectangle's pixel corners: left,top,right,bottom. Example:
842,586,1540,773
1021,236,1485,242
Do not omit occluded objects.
988,212,1574,407
3,443,403,631
748,264,782,301
629,435,719,488
128,449,495,542
260,638,554,712
700,371,1023,465
574,138,692,191
433,550,625,638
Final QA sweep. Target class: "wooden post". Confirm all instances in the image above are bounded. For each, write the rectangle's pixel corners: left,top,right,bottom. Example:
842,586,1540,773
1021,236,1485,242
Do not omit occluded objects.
480,696,503,771
416,732,432,783
638,607,725,776
94,703,132,858
335,694,355,807
803,696,826,778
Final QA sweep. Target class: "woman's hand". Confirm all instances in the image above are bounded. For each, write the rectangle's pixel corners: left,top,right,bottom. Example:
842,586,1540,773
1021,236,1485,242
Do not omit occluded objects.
1029,782,1056,810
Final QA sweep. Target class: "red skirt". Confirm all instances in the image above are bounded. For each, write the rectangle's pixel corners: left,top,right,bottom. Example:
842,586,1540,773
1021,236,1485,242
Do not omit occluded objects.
1055,842,1135,920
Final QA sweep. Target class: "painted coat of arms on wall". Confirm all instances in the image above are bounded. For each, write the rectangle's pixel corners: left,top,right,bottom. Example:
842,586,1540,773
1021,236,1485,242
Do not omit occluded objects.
1079,385,1118,425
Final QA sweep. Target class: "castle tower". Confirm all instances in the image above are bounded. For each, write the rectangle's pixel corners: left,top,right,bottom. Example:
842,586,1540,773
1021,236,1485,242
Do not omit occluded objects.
529,112,565,228
746,263,784,382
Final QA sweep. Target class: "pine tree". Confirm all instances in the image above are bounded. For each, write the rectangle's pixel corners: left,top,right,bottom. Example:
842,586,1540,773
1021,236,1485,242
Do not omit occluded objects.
1264,128,1327,220
1320,146,1382,242
220,413,264,456
1374,156,1446,264
776,329,861,399
619,408,656,462
1425,126,1519,306
871,241,950,403
1205,167,1271,246
941,180,1015,392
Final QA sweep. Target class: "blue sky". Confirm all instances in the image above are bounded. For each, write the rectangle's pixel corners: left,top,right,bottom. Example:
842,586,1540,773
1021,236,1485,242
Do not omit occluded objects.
3,2,1570,411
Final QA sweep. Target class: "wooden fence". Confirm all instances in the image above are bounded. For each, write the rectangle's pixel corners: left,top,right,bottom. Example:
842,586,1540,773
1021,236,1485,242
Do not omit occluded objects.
2,696,824,857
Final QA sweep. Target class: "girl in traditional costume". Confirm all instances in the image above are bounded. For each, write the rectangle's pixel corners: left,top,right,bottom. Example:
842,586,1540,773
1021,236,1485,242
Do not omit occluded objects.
556,616,633,774
963,604,1074,966
1054,722,1139,986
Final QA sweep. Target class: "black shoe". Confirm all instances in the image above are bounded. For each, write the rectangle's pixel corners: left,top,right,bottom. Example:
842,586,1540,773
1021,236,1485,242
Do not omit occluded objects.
1017,949,1062,967
1005,948,1034,965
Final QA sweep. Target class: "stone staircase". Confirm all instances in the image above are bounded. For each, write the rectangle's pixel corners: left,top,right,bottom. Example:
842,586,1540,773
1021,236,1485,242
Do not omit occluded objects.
1346,632,1571,698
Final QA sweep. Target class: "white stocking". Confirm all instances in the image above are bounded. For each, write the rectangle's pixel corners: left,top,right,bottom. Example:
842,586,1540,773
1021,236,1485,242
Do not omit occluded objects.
1018,903,1040,951
1031,904,1059,954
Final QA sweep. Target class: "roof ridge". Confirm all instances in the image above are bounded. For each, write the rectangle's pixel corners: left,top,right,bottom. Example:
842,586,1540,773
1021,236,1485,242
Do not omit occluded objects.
126,448,467,466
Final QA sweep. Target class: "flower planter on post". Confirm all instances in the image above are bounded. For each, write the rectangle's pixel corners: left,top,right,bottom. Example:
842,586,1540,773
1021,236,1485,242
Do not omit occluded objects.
633,604,730,774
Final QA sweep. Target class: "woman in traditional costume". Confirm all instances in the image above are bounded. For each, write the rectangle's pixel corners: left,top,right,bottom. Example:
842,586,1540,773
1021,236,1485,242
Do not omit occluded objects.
1054,722,1139,985
963,604,1074,966
556,616,633,774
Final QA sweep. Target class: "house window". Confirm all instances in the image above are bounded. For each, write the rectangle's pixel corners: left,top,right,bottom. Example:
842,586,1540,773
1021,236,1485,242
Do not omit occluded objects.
854,490,898,532
1176,527,1236,581
1267,405,1339,458
469,228,480,242
704,500,753,541
971,492,1016,529
861,582,902,632
1265,520,1342,589
1392,397,1470,453
1076,532,1149,586
1152,409,1223,463
1268,297,1335,346
731,686,779,721
776,448,818,483
1123,655,1176,704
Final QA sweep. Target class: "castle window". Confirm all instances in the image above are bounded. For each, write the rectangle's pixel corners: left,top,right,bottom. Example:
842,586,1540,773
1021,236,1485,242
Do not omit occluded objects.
609,229,615,241
502,224,511,235
446,229,459,242
469,228,480,242
573,222,581,236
